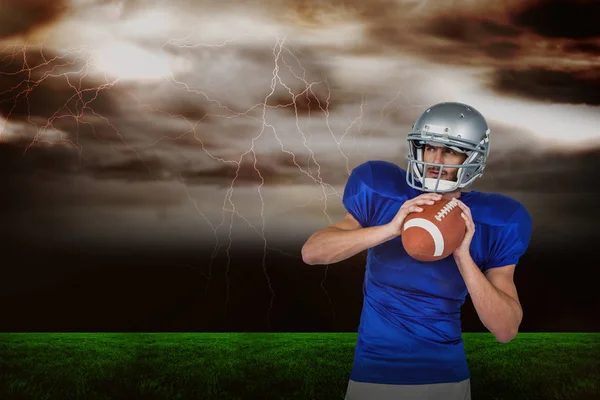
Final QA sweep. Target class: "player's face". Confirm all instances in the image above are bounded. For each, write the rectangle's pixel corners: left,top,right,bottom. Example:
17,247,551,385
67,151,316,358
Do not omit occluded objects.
422,144,467,181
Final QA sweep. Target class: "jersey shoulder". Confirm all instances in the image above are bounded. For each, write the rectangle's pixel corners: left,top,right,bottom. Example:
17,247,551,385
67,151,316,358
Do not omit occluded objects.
343,161,420,227
467,191,532,228
467,191,533,270
348,160,419,200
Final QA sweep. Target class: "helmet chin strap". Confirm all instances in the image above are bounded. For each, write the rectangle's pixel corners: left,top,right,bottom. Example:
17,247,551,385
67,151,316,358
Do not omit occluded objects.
422,177,458,192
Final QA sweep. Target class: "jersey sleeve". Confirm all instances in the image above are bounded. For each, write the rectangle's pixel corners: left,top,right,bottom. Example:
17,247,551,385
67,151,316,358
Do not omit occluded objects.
342,162,375,228
482,205,533,272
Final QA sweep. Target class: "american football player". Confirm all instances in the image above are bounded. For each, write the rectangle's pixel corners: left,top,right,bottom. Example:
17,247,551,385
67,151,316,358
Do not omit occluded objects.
301,102,532,400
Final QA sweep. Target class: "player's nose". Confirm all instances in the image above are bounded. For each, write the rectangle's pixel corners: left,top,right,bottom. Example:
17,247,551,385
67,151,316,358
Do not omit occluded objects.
433,148,444,164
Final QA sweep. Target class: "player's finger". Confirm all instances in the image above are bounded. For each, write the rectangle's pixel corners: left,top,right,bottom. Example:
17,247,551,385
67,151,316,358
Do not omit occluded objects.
412,196,440,205
462,213,475,231
402,199,429,210
415,193,441,201
455,199,471,215
414,199,436,205
461,212,470,223
463,206,472,218
461,213,472,231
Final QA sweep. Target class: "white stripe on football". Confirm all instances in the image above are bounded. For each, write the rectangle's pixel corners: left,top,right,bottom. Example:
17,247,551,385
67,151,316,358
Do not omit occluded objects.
403,218,444,256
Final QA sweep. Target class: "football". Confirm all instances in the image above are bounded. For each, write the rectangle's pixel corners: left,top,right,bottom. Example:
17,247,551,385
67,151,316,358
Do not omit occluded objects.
401,198,466,262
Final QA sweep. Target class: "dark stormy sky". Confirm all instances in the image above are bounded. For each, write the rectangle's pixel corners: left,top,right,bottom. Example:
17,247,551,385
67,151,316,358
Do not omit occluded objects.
1,0,599,250
0,0,599,331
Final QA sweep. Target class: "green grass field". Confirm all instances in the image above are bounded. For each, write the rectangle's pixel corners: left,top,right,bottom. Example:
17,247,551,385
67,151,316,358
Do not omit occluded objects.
0,332,598,400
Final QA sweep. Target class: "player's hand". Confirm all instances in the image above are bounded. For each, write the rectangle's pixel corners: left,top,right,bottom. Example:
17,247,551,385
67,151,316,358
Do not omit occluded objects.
386,193,443,236
452,198,475,261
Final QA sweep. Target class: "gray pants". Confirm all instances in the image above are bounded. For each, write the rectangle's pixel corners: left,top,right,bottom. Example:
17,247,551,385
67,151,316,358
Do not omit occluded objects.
345,378,471,400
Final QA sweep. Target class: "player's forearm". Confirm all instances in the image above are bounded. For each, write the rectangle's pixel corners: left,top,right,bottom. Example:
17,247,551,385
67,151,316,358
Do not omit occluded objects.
455,256,522,343
302,224,397,265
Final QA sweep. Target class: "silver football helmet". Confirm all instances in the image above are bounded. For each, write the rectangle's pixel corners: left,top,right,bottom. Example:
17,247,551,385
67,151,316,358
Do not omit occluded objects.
406,102,491,193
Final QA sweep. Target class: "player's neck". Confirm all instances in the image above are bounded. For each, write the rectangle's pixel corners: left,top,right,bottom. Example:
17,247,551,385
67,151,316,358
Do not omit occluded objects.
441,189,462,200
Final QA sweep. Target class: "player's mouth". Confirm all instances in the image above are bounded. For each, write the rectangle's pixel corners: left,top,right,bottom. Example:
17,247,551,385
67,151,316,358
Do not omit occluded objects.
427,169,445,178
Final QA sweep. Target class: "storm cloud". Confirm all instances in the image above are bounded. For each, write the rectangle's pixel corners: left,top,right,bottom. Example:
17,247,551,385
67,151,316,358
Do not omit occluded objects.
0,0,68,39
0,48,119,118
490,68,600,105
512,0,600,39
0,0,597,250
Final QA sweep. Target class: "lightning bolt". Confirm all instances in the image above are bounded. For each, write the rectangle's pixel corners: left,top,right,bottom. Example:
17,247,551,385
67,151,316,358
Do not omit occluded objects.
1,6,423,332
155,30,350,330
0,43,149,176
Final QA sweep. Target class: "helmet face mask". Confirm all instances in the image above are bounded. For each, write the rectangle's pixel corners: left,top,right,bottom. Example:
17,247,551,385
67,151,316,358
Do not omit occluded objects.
406,102,491,193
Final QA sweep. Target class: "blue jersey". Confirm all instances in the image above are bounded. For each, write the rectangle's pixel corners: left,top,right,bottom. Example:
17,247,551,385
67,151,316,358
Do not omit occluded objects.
342,160,532,385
